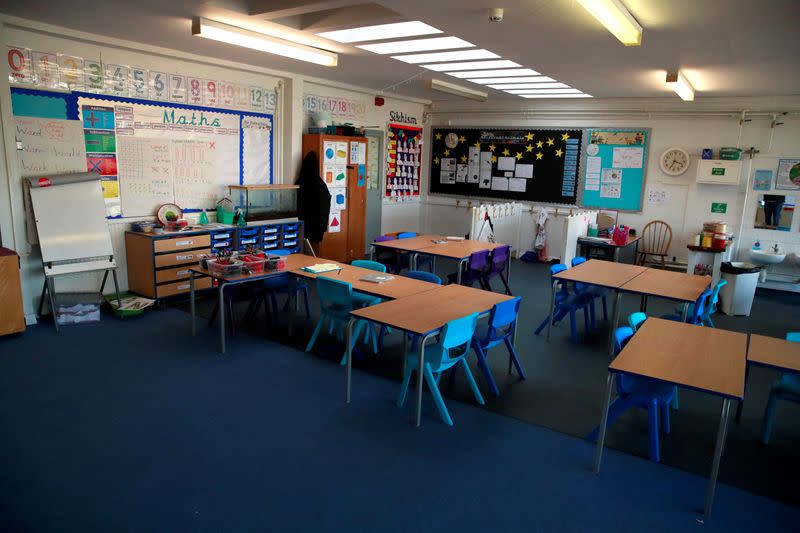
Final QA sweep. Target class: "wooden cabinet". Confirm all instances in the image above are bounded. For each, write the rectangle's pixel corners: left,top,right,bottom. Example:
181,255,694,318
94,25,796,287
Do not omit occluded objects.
302,134,368,263
0,247,25,336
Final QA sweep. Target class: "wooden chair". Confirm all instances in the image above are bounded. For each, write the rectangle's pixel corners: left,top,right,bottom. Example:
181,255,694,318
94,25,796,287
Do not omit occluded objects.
636,221,672,268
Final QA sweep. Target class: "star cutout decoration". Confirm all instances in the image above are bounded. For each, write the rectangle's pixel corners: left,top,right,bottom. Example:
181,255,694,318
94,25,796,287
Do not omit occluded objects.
535,152,543,160
561,132,570,141
459,135,467,143
546,138,554,146
474,141,481,149
491,155,498,163
443,148,450,157
489,144,496,152
515,152,523,161
502,148,511,156
434,157,440,164
536,141,544,148
525,132,534,141
555,148,564,157
435,133,442,140
526,144,534,153
460,155,467,163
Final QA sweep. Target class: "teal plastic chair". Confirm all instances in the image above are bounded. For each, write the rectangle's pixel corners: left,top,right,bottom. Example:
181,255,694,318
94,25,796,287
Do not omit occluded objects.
305,276,377,365
470,297,525,396
377,270,442,350
351,259,385,346
628,312,647,331
396,312,484,426
761,332,800,444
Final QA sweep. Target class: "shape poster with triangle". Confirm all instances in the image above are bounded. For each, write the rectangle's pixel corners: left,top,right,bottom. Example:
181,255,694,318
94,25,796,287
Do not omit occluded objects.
327,211,341,233
428,127,583,205
386,123,422,199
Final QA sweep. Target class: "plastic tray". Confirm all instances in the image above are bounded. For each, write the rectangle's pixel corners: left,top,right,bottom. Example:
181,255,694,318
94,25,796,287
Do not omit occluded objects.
208,259,243,276
240,255,267,274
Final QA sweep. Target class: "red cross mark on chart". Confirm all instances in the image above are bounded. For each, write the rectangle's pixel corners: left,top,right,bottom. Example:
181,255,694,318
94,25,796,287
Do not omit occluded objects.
88,159,103,174
208,142,216,150
86,111,100,127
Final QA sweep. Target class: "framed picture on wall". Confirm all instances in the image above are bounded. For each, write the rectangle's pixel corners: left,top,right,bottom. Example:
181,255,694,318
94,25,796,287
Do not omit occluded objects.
775,158,800,190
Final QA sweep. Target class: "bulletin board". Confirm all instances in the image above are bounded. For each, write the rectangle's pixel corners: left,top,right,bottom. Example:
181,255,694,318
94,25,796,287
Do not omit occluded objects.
386,123,422,199
429,127,582,204
580,128,650,212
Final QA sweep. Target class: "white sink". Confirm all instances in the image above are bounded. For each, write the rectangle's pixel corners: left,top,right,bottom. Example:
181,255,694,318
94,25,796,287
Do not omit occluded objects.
750,249,786,265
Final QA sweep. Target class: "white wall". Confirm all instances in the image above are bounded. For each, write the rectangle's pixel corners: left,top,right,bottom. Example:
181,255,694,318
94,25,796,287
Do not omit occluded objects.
421,98,800,266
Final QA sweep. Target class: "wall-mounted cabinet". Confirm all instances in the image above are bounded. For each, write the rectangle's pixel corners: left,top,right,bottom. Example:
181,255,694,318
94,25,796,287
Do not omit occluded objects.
696,159,742,185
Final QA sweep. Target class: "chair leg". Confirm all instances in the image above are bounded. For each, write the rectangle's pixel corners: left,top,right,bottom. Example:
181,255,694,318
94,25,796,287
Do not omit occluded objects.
504,338,526,380
396,364,414,407
461,358,485,405
569,309,578,343
586,398,631,441
589,300,597,329
301,287,311,319
423,364,454,426
268,292,280,328
672,388,679,410
473,343,500,397
499,271,512,295
305,316,326,352
207,303,219,328
661,403,671,434
582,306,590,334
369,324,378,353
761,389,779,445
601,295,608,321
226,301,236,337
648,400,661,462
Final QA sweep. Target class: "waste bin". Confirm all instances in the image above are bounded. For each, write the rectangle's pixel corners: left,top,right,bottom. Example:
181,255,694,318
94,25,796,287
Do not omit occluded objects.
719,262,761,316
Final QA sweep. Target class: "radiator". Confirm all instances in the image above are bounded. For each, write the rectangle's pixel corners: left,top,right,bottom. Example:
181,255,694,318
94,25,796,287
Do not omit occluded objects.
469,203,523,256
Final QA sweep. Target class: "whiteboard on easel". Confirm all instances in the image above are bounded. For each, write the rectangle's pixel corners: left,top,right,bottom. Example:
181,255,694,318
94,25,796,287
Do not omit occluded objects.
28,173,114,264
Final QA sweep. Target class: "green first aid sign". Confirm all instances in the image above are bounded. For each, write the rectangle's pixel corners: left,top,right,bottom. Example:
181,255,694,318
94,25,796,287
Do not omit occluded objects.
711,202,727,214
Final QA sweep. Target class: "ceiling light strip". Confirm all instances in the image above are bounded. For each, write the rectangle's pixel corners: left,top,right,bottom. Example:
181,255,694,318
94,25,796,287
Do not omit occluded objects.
448,69,542,79
394,50,500,64
470,78,563,86
576,0,642,46
358,36,474,55
316,21,441,43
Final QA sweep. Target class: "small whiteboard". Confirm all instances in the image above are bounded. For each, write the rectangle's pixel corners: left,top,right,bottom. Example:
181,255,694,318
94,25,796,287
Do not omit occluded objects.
29,173,114,264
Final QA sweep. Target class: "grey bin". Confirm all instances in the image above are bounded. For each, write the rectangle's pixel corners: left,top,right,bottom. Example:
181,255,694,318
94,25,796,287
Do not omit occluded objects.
719,262,761,317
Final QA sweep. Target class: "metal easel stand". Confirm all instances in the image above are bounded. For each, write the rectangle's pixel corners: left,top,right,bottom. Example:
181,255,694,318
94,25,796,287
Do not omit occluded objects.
37,256,122,332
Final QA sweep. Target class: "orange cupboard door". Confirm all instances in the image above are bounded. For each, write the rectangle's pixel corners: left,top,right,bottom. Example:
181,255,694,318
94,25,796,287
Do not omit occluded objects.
0,248,26,335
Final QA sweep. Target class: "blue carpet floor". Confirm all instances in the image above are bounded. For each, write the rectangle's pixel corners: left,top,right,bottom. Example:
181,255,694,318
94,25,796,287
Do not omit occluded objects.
0,308,797,531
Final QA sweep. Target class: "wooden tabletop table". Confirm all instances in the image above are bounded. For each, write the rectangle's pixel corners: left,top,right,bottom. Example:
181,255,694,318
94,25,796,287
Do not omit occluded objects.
620,268,711,303
747,334,800,373
594,318,747,518
577,234,641,262
345,284,514,427
292,262,441,300
370,234,448,252
412,239,507,284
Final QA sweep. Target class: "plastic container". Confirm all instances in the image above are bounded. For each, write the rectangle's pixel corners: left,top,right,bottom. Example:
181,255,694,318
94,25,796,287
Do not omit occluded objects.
711,232,728,251
216,206,235,225
207,258,243,277
701,233,713,248
55,292,101,325
719,262,761,316
240,255,267,274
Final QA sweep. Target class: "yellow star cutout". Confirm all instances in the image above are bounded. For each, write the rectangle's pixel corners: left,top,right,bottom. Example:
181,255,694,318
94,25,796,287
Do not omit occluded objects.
491,155,497,163
526,144,534,153
536,141,544,148
555,148,564,157
535,152,543,160
546,138,554,146
474,141,481,149
489,144,496,152
515,152,523,161
434,157,440,164
460,155,467,163
435,133,442,140
459,135,466,143
443,149,450,157
502,148,511,157
525,132,534,141
561,133,570,141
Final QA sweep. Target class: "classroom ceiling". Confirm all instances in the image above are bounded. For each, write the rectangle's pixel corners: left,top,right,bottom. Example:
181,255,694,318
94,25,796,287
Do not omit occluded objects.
2,0,799,102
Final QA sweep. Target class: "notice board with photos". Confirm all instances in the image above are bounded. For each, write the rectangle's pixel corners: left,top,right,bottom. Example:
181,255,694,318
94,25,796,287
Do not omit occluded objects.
428,127,583,204
581,128,650,211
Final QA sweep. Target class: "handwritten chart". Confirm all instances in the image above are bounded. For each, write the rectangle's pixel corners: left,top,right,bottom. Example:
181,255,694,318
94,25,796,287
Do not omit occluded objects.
117,137,173,217
14,117,86,176
173,139,217,208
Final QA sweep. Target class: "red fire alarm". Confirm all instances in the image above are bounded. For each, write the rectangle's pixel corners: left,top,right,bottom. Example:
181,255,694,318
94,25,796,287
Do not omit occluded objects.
374,96,385,106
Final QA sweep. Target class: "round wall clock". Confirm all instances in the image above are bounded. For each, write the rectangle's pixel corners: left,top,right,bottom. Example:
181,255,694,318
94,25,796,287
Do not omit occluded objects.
444,132,459,149
660,147,690,176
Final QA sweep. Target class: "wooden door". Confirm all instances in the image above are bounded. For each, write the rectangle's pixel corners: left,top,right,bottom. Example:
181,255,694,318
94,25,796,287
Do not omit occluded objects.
346,161,366,261
0,248,25,335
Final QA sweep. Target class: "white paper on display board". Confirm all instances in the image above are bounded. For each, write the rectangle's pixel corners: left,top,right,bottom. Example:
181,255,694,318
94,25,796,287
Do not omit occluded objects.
327,211,342,233
612,146,644,169
332,165,347,187
335,142,348,165
357,142,367,164
468,146,479,165
242,116,272,185
323,141,336,163
585,173,601,191
600,183,621,198
491,176,509,191
601,168,622,184
509,178,527,192
586,156,602,174
515,164,533,178
330,187,346,210
497,156,516,171
479,151,492,171
479,172,491,188
350,142,359,164
456,164,468,182
440,171,455,184
440,158,456,172
647,187,671,205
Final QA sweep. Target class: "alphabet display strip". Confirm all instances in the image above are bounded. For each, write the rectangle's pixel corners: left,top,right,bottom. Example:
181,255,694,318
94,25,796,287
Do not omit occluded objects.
386,123,422,199
6,44,277,113
429,127,582,205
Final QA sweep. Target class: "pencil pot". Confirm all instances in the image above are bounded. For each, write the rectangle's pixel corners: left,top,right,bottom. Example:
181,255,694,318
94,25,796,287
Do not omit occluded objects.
612,226,629,245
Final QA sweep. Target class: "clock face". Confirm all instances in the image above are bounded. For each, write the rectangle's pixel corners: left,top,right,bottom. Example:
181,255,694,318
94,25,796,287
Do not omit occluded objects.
444,133,459,149
660,148,690,176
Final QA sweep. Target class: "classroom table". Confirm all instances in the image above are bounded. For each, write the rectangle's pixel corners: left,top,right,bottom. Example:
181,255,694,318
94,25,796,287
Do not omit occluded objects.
593,318,746,518
577,235,641,263
547,259,648,352
189,253,321,354
370,234,448,253
736,333,800,421
345,284,514,427
410,239,507,285
292,261,442,300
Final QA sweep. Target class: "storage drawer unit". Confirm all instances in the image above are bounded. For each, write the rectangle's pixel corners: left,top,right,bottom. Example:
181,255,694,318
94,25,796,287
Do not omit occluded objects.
210,230,235,254
0,247,25,336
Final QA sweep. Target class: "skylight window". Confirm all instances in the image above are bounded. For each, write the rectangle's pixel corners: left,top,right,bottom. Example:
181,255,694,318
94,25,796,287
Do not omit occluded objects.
316,21,441,43
447,69,542,79
489,86,581,92
469,78,564,86
418,59,519,71
517,93,592,98
393,50,500,64
358,36,473,55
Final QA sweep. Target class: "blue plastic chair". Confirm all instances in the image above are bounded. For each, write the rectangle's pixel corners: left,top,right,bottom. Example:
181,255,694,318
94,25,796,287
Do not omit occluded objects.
761,332,800,444
470,297,525,396
662,288,712,325
396,232,433,272
586,327,676,462
534,264,592,343
628,312,647,331
396,312,484,426
377,270,442,350
571,256,608,328
674,279,727,327
305,276,377,365
373,235,399,272
249,249,311,326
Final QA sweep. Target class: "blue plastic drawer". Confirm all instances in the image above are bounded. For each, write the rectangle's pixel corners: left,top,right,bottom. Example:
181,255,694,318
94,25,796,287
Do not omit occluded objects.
283,232,299,239
238,228,260,237
213,240,233,249
263,234,279,243
211,232,233,240
283,223,301,232
263,242,278,250
238,237,259,246
283,239,298,248
262,225,280,235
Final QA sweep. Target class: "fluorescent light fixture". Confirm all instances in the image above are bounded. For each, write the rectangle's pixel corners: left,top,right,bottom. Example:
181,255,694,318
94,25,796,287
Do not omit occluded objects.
666,71,695,101
393,49,498,64
490,85,580,92
518,93,592,98
420,59,519,71
448,69,542,78
576,0,642,46
358,36,473,54
504,88,577,94
467,76,566,87
430,78,488,101
316,21,441,43
192,17,338,67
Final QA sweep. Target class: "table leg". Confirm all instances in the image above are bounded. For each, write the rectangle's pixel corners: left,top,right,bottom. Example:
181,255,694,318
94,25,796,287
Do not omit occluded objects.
607,290,622,356
345,317,356,404
190,272,196,336
704,398,733,517
735,367,749,422
680,302,689,322
506,254,512,290
218,282,226,355
545,279,557,341
593,372,615,474
401,328,408,378
415,332,435,428
46,276,59,333
613,247,620,262
111,270,122,308
456,258,467,285
411,252,418,271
